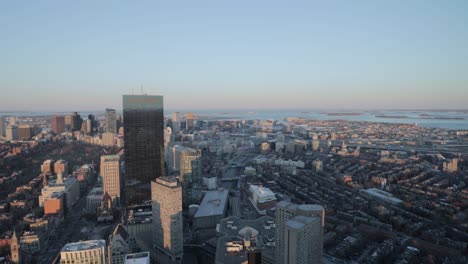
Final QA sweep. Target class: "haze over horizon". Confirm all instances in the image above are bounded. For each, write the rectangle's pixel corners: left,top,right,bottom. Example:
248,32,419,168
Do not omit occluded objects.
1,1,467,111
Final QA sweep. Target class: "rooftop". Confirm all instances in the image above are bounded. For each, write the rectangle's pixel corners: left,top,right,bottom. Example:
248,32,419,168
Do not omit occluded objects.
61,240,105,252
194,189,229,218
125,252,150,264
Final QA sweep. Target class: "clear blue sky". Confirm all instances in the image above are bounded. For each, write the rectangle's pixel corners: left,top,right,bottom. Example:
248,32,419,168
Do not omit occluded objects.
1,0,467,111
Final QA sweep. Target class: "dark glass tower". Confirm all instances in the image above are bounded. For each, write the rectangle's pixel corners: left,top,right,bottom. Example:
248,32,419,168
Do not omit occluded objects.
123,95,165,205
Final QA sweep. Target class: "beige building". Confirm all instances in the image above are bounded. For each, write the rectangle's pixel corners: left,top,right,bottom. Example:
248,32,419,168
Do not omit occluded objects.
152,177,183,262
101,155,122,205
102,132,115,146
60,240,106,264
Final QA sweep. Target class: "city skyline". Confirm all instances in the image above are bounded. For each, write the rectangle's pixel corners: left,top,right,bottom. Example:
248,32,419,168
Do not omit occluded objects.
1,1,468,111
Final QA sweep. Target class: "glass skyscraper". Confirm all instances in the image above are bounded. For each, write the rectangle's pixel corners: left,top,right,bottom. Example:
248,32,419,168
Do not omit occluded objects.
123,95,165,205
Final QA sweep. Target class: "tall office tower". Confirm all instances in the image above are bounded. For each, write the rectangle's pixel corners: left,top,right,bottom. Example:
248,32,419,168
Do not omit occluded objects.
105,108,117,133
172,112,181,133
6,125,19,141
71,112,83,131
18,125,34,140
51,116,65,134
65,115,73,131
123,95,165,205
275,201,324,264
9,116,16,125
116,114,122,131
60,240,106,264
101,155,122,205
152,177,183,262
179,148,202,206
185,112,197,130
0,116,5,137
87,114,97,134
10,229,21,264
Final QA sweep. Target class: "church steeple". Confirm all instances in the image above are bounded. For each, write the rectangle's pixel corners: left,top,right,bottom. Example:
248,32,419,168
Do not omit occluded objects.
10,229,21,264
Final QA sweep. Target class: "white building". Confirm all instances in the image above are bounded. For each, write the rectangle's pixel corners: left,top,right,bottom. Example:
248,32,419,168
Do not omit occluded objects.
60,240,106,264
248,185,277,215
125,252,150,264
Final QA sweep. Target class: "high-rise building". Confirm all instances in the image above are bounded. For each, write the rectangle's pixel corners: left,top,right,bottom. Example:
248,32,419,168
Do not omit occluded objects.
9,116,16,126
51,116,65,134
123,95,165,205
6,125,19,141
18,125,35,140
60,240,106,264
105,108,117,133
101,155,122,205
152,177,183,261
179,148,202,206
0,116,5,137
71,112,83,131
185,112,197,130
172,112,181,133
65,115,73,131
275,201,324,264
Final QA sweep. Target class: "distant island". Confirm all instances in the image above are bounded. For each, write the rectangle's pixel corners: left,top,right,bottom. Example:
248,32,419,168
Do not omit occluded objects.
375,115,408,119
324,112,362,116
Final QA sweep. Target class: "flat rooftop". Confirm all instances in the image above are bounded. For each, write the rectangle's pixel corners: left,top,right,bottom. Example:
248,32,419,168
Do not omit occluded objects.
61,240,105,252
363,188,403,204
194,189,229,218
125,252,150,264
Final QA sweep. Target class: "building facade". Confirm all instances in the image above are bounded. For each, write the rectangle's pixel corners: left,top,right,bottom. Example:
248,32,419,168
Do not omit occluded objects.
106,108,117,133
60,240,106,264
123,95,165,205
51,116,65,134
101,155,122,205
152,177,183,261
275,201,324,264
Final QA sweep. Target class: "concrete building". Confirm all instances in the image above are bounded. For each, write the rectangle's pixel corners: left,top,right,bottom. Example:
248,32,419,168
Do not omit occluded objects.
275,201,325,264
248,185,277,215
51,116,65,134
60,240,106,264
152,177,183,262
172,112,181,133
44,191,64,216
6,125,18,141
108,225,131,264
0,116,5,137
185,112,197,130
125,252,150,264
194,189,229,230
18,125,34,140
101,155,122,205
20,231,41,254
86,186,103,213
39,177,80,212
106,108,117,133
179,148,202,206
